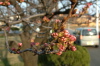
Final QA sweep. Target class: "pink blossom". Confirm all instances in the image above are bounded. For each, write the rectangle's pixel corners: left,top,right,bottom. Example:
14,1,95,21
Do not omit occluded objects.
60,37,67,42
18,43,22,47
30,42,35,46
69,35,76,41
71,46,77,51
43,16,50,22
55,19,61,23
56,51,62,55
58,45,65,51
51,33,58,38
86,3,92,7
63,32,70,38
16,51,20,54
35,42,40,46
0,2,3,5
7,2,10,5
11,48,16,51
63,30,69,33
44,43,48,46
22,0,24,2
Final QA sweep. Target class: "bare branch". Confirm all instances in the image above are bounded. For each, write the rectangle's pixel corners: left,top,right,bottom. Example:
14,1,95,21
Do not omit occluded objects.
4,29,10,50
0,13,46,27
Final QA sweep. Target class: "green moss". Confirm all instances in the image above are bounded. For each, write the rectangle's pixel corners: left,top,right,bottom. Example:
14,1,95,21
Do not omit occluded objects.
38,45,90,66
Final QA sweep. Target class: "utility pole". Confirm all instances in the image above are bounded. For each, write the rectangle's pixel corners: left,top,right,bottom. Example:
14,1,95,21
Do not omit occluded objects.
96,0,99,33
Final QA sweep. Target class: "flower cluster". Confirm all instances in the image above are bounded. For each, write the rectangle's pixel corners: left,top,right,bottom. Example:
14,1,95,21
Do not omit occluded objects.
9,19,77,55
0,0,10,6
51,30,77,55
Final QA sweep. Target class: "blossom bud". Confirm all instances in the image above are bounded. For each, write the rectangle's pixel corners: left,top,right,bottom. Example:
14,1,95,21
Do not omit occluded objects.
71,46,77,51
18,43,22,47
0,2,3,5
56,51,62,55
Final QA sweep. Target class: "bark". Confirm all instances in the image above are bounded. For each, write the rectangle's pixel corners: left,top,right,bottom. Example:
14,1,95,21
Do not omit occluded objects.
21,52,38,66
8,0,39,65
20,31,38,66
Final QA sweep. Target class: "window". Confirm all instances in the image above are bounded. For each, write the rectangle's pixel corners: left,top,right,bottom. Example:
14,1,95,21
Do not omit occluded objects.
82,29,97,36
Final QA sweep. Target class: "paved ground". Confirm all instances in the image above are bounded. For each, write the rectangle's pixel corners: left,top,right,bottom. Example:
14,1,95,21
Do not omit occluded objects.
87,46,100,66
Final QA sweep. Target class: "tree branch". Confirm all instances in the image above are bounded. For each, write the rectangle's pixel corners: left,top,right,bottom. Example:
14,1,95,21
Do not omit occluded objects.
0,13,46,27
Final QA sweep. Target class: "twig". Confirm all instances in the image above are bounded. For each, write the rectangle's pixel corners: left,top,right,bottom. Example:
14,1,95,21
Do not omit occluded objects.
4,30,10,50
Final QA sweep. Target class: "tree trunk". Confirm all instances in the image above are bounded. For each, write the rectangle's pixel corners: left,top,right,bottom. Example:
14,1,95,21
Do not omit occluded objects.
21,52,38,66
20,31,38,66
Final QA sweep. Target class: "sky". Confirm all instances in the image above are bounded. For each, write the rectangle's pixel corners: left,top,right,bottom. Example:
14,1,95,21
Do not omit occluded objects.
9,0,100,16
58,0,100,15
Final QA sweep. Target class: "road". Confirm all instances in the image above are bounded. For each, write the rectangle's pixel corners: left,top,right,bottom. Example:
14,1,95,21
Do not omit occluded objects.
87,47,100,66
